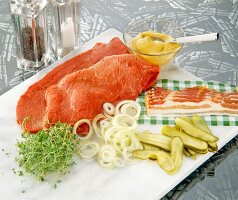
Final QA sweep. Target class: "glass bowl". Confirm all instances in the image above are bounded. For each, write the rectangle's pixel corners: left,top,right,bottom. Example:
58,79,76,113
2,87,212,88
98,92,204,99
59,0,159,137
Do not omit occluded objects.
123,18,185,66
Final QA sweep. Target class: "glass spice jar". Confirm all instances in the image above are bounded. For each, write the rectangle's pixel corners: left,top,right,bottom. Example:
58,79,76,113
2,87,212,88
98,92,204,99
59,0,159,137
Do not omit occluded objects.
10,0,51,71
51,0,80,59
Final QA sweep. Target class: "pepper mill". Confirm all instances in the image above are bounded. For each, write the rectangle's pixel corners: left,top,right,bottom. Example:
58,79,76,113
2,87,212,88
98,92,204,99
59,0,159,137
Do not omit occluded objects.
51,0,80,59
10,0,51,71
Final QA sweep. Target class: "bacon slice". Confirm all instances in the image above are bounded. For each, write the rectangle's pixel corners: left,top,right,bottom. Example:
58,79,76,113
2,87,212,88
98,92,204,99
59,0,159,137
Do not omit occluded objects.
172,86,208,103
145,86,238,116
147,87,170,106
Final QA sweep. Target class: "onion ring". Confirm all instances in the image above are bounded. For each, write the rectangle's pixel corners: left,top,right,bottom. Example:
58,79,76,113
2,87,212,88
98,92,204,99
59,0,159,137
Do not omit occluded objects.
73,119,94,140
78,141,100,159
92,114,106,139
103,103,115,117
120,102,141,120
112,114,137,130
113,157,125,168
98,144,116,163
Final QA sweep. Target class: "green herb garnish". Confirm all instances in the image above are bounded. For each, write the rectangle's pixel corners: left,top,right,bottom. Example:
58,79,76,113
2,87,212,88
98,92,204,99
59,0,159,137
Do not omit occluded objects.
17,122,79,181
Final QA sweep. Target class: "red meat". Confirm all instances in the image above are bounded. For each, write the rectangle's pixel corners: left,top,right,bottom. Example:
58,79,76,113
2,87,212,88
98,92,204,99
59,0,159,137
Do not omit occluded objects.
16,37,129,132
44,54,159,128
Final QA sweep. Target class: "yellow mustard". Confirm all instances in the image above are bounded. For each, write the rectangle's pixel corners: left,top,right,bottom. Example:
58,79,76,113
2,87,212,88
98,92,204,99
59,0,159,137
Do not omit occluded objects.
131,31,181,66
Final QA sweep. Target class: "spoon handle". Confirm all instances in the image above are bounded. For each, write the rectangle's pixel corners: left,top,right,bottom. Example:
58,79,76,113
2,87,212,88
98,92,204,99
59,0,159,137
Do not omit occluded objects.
171,33,219,44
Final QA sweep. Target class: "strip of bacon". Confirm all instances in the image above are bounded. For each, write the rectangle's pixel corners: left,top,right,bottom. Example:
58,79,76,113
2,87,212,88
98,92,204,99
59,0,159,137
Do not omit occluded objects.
145,86,238,116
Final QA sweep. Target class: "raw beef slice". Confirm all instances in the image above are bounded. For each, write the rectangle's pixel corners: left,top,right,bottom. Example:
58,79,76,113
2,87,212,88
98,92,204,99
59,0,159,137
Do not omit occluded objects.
16,38,129,133
44,54,159,128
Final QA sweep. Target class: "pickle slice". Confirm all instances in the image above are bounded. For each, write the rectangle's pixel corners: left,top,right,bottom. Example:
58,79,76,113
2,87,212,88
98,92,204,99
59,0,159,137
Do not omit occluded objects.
133,149,157,160
142,143,161,151
133,150,175,173
136,133,171,151
191,115,211,133
175,118,219,143
183,148,192,157
186,148,196,160
170,137,184,173
161,125,208,153
180,116,193,125
155,151,175,173
191,115,218,152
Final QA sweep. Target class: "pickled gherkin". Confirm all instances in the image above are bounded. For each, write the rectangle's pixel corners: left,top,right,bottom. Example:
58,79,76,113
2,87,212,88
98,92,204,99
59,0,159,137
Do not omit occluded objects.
161,125,208,153
136,133,171,151
142,143,161,151
133,150,175,173
132,115,219,175
191,115,218,152
175,118,218,143
170,137,184,173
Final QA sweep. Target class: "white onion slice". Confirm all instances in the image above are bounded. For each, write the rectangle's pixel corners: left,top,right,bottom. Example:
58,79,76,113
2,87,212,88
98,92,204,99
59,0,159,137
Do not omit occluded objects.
120,102,141,120
78,141,100,159
98,144,116,163
103,103,115,117
90,100,143,168
100,119,111,128
134,138,144,150
103,111,113,119
113,157,125,168
73,119,94,140
97,157,113,168
122,147,139,164
104,126,119,144
112,114,137,130
115,100,141,118
122,147,133,162
100,124,113,138
112,129,132,153
92,114,106,139
116,130,142,151
115,100,132,115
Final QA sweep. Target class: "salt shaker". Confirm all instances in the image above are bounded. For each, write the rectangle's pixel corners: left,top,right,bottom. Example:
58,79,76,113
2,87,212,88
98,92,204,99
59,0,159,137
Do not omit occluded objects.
10,0,51,71
51,0,80,58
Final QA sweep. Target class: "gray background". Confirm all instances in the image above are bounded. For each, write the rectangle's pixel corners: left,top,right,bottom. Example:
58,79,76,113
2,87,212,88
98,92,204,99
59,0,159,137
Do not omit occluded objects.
1,0,238,199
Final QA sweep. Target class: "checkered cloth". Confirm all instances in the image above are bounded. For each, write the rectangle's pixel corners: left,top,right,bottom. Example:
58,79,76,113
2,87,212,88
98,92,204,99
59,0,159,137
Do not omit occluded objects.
137,79,238,126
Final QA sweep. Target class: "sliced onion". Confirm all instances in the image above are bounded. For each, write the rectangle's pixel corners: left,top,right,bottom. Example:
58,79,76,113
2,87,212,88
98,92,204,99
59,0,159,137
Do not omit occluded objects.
90,100,143,168
92,114,106,139
120,102,141,120
115,100,131,115
73,119,94,140
103,111,113,119
134,138,144,150
97,157,114,168
113,130,142,152
122,147,134,163
104,126,119,144
99,119,112,138
113,157,125,168
100,124,113,138
98,144,116,163
112,114,137,130
103,103,115,117
78,141,100,159
100,119,111,128
115,100,141,119
112,129,132,153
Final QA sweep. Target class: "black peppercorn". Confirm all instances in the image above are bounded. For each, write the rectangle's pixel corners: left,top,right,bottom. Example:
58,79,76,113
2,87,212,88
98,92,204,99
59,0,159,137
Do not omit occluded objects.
21,26,45,62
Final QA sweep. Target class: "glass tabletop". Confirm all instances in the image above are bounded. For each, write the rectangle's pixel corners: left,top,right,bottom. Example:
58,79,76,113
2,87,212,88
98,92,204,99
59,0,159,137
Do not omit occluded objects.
1,0,238,199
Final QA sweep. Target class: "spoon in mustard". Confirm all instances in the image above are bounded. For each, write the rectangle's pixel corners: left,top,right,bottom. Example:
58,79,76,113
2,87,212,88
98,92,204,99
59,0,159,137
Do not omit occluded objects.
154,33,219,44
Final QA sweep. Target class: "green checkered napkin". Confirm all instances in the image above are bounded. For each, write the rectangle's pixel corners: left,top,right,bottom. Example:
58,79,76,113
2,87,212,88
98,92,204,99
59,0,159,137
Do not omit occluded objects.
137,79,238,126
